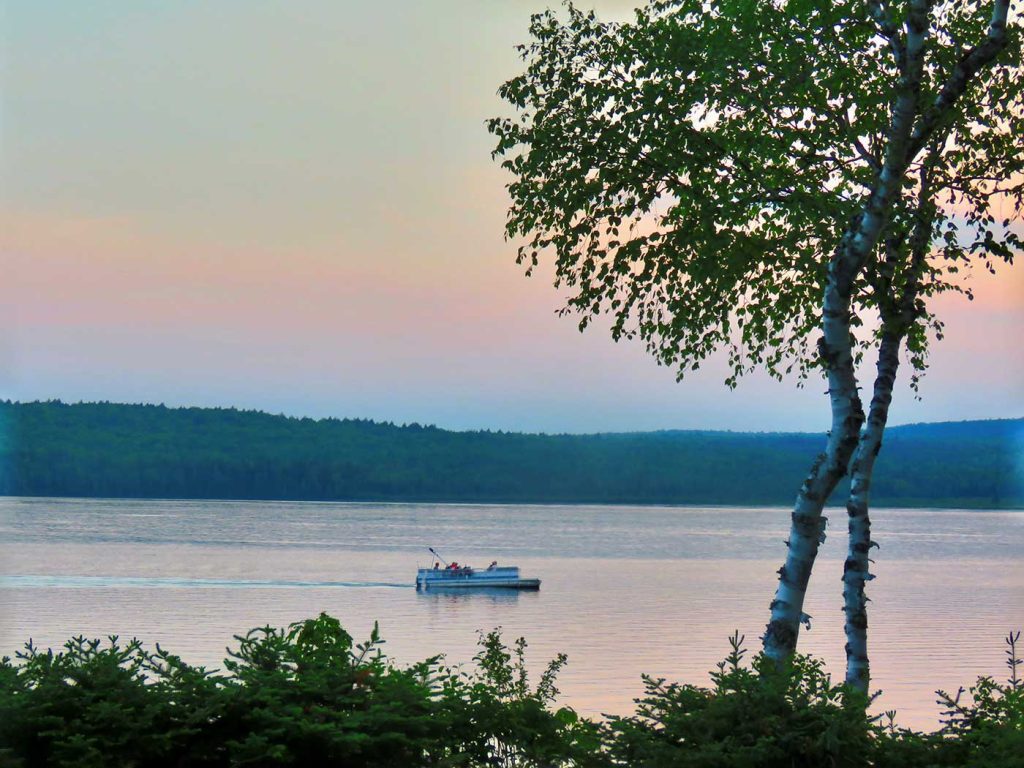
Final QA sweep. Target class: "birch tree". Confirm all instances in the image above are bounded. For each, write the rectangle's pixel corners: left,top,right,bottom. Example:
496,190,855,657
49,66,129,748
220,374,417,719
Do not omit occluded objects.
842,8,1023,689
490,0,1022,691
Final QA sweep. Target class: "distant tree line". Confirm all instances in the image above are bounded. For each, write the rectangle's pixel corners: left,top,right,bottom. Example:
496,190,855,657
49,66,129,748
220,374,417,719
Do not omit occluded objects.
0,401,1020,508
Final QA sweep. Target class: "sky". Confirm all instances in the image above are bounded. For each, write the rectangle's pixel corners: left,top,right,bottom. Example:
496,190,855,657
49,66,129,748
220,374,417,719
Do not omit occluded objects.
2,1,1021,434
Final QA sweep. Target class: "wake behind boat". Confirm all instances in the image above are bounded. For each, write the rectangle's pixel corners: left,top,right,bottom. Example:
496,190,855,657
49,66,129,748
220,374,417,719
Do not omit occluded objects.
416,548,540,590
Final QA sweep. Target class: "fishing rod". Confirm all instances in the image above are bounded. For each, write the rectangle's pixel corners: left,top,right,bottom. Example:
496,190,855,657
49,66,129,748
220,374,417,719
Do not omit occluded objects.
427,547,449,567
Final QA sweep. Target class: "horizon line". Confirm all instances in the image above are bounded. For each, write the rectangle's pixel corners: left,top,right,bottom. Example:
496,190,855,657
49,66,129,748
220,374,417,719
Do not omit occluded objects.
5,398,1022,438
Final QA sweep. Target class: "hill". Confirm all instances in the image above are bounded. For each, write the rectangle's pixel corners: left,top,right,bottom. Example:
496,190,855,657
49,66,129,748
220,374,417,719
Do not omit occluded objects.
0,401,1021,507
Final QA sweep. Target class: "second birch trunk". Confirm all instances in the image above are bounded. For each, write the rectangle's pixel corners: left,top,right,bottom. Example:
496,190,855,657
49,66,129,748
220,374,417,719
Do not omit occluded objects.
843,332,901,693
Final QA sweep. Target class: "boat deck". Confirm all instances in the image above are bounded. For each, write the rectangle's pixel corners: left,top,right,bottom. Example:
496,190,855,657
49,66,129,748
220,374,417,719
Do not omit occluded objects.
415,565,540,590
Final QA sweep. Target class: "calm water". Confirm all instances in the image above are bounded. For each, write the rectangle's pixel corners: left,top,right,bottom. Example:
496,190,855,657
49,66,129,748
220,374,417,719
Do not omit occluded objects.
1,497,1021,730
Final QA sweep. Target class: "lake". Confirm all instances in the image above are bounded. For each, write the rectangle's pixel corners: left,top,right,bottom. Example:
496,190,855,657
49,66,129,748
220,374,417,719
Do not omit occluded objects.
1,497,1021,730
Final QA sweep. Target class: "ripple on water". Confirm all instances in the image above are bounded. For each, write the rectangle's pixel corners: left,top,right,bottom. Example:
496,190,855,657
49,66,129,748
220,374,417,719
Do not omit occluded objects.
0,497,1021,732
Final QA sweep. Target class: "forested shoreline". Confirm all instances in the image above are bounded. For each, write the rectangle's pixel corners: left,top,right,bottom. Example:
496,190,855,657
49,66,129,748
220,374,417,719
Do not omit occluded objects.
0,400,1020,508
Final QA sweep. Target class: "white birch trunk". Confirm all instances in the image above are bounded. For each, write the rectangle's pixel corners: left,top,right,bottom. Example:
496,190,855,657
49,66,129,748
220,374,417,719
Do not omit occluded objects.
840,0,1010,690
762,275,863,663
843,150,937,693
843,332,900,692
762,39,923,662
765,0,1010,667
763,0,940,663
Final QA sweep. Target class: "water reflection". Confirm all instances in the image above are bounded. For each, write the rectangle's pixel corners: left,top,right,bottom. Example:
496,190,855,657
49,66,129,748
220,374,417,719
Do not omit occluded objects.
416,587,533,604
0,575,410,589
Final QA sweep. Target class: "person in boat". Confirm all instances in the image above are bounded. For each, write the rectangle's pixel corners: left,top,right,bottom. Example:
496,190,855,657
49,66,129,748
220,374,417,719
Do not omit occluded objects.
433,562,440,570
487,561,498,570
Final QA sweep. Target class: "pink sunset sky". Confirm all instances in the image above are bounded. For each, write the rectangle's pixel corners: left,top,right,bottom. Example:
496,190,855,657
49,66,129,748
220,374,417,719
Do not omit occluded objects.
2,1,1021,433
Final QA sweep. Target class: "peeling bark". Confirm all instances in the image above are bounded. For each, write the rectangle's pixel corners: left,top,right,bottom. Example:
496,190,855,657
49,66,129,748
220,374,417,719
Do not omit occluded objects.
843,332,900,693
843,145,939,692
765,0,1013,671
763,1,930,664
763,277,864,664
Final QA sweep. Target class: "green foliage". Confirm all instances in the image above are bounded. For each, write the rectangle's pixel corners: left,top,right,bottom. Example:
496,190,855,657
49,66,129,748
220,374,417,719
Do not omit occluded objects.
0,636,182,767
437,630,604,767
209,615,441,766
926,630,1024,768
604,630,1024,768
0,615,446,768
489,1,1022,386
2,400,1022,508
605,632,876,767
1,618,1021,767
0,615,595,768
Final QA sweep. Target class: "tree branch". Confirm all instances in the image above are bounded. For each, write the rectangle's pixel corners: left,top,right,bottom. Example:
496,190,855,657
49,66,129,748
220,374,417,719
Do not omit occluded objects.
868,0,907,69
835,0,931,291
906,0,1012,160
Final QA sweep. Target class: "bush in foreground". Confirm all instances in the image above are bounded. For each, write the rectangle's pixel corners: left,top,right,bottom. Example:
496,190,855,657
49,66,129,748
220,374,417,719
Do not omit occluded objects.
0,617,1020,767
0,614,600,768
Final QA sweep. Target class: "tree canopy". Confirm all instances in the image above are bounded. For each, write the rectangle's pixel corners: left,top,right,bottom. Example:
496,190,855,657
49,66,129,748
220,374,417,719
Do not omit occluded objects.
489,0,1022,387
490,0,1022,680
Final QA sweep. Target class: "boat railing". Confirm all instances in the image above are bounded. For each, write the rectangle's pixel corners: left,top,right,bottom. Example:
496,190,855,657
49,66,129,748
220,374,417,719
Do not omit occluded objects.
417,566,520,578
